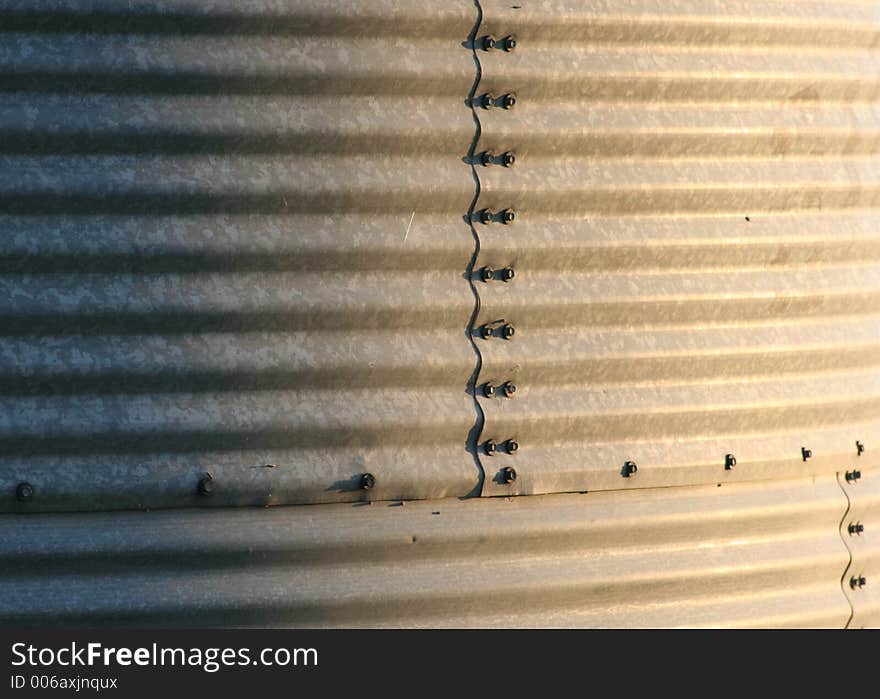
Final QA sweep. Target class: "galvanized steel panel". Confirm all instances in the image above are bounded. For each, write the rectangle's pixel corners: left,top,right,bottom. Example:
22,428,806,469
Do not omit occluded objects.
0,1,483,512
841,466,879,628
474,0,880,497
0,476,850,628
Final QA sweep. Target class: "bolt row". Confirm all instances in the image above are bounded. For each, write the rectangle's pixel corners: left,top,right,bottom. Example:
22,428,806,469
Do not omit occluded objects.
479,35,516,52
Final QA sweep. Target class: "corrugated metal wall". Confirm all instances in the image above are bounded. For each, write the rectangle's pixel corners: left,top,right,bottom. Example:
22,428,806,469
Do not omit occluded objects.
474,0,880,497
1,0,879,627
0,0,482,512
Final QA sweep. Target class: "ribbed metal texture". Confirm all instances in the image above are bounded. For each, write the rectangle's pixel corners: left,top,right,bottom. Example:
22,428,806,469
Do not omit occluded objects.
841,467,878,628
0,476,851,628
474,0,880,496
0,0,483,512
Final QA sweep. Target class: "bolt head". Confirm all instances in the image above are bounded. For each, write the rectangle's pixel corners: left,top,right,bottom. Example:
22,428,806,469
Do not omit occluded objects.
502,94,516,109
502,466,517,484
485,440,497,456
851,575,867,590
502,382,516,398
501,209,515,224
725,454,736,470
502,152,516,167
802,447,812,461
482,35,496,51
483,382,496,398
502,324,515,339
623,461,638,477
482,93,495,109
15,482,34,502
501,267,515,282
507,439,519,454
480,266,494,282
502,36,517,51
479,209,493,224
197,476,214,497
847,470,862,482
361,473,376,490
849,522,865,536
480,325,494,339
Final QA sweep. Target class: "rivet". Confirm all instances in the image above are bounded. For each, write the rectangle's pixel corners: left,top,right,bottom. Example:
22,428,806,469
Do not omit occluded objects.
500,209,515,224
506,439,519,454
479,324,494,340
502,466,517,484
501,36,517,52
801,447,812,461
501,381,517,398
480,151,494,167
501,151,516,167
501,93,516,109
501,324,516,339
500,267,515,282
481,35,496,51
479,266,494,282
482,382,496,398
479,209,493,225
623,461,638,478
857,441,865,455
725,453,736,470
480,93,495,109
846,470,862,483
850,575,867,590
15,482,34,502
197,475,214,497
485,439,497,456
848,522,865,536
361,473,376,490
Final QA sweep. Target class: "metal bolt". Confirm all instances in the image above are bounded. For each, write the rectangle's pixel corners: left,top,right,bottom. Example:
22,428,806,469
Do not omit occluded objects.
500,267,515,282
502,36,517,52
502,93,516,109
361,473,376,490
15,482,34,502
481,35,496,51
501,324,516,339
846,470,862,483
502,466,517,484
479,266,494,282
500,209,515,224
197,475,214,497
479,324,494,340
857,440,865,455
479,209,493,225
482,382,496,398
480,93,495,109
485,439,497,456
848,522,865,536
801,447,812,461
480,151,494,167
623,461,638,478
507,439,519,454
850,575,867,590
501,381,516,398
725,453,736,470
501,151,516,167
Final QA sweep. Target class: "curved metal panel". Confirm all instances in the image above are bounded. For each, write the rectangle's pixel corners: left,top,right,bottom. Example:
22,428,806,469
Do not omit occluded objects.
474,0,880,496
0,1,482,512
0,476,849,627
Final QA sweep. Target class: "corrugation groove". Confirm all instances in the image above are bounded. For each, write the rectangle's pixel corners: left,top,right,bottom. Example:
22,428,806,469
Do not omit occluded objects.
475,1,880,497
0,476,850,628
0,1,482,512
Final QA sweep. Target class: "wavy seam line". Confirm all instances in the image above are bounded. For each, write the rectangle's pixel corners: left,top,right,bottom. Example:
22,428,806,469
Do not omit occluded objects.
836,471,855,629
464,0,486,496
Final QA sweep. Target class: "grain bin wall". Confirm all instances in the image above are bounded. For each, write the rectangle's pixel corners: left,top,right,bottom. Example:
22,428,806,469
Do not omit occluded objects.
1,0,879,627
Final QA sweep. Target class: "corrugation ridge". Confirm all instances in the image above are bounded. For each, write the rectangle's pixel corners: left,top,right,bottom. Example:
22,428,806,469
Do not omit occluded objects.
837,471,856,628
465,0,486,496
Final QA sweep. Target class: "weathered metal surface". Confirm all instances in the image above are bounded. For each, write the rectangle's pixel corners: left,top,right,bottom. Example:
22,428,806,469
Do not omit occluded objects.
0,1,482,512
841,465,879,628
0,475,849,628
475,0,880,496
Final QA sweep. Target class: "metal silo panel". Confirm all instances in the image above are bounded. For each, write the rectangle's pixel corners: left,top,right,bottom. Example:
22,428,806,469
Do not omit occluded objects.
0,476,850,627
0,0,482,512
474,1,880,497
